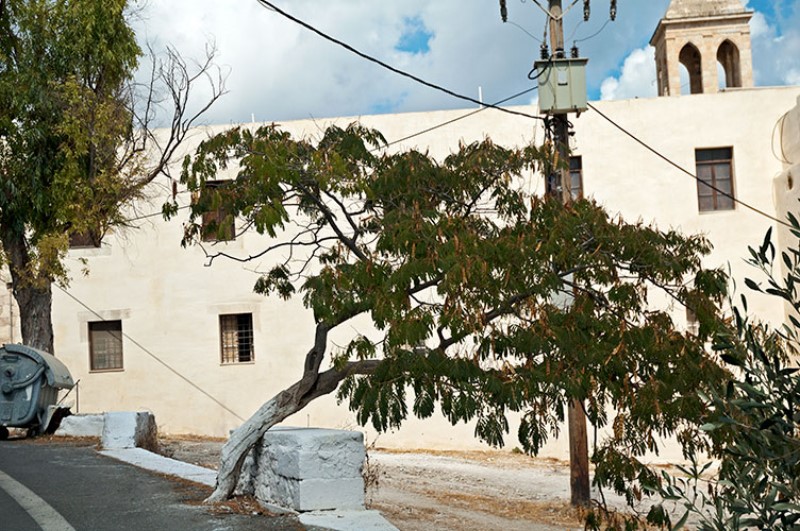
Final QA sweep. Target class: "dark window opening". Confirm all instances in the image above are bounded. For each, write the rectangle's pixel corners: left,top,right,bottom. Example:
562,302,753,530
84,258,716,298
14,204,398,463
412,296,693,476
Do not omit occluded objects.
717,40,742,89
679,43,703,95
201,181,236,242
69,228,102,249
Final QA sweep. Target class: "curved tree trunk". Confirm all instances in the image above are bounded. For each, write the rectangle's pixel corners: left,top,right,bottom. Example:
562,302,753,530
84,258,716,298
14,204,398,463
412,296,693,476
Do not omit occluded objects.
206,360,380,503
1,231,54,353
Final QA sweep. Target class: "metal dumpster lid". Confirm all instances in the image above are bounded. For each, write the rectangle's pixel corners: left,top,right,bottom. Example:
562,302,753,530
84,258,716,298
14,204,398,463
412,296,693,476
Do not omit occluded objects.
1,344,75,390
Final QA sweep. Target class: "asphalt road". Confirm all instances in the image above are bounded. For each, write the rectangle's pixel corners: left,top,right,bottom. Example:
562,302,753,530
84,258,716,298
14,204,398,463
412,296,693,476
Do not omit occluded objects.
0,439,308,531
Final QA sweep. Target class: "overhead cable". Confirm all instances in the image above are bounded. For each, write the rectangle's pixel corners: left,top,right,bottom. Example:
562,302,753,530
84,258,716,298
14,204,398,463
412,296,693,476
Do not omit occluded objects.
586,101,791,229
254,0,544,122
57,286,246,421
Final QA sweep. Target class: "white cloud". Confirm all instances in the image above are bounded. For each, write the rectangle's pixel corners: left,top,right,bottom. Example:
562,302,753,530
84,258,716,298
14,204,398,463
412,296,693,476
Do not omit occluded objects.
748,11,772,39
749,4,800,87
129,1,798,125
599,47,657,101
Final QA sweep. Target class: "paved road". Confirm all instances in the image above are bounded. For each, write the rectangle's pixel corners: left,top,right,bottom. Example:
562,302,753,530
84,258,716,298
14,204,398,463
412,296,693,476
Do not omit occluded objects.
0,439,307,531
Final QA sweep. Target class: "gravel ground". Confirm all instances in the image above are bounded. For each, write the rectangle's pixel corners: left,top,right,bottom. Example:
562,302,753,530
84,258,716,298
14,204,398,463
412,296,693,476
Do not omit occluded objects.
157,436,629,530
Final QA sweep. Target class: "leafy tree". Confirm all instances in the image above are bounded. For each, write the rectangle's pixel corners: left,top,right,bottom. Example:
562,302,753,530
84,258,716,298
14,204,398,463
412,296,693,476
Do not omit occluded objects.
640,225,800,530
173,123,730,502
0,0,223,352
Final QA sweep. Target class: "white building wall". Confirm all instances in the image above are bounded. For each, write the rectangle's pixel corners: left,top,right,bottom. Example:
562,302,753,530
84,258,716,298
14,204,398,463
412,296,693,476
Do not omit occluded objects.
51,86,800,459
0,270,20,345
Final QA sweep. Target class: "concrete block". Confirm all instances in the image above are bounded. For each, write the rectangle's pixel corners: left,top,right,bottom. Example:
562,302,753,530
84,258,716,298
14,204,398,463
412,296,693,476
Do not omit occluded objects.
268,476,365,512
54,414,104,437
261,428,365,480
243,427,367,512
101,411,157,451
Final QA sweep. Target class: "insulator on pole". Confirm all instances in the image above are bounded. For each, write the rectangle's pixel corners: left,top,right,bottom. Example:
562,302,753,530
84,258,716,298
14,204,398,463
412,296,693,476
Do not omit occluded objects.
499,0,508,22
610,0,617,21
584,0,590,21
540,43,549,60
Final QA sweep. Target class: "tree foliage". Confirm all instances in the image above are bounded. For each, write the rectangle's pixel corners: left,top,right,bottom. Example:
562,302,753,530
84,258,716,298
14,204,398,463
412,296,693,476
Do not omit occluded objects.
0,0,223,352
175,123,732,502
637,224,800,530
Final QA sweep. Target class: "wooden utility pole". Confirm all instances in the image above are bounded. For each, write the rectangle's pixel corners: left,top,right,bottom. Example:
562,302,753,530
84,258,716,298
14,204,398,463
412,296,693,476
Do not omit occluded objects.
545,0,591,507
500,0,592,508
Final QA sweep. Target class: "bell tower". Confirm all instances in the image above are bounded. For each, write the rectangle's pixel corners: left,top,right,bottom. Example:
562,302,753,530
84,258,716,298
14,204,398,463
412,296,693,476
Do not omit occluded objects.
650,0,753,96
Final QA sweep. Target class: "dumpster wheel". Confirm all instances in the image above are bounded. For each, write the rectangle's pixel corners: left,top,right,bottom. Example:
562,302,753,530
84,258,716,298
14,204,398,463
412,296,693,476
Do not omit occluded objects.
0,426,8,441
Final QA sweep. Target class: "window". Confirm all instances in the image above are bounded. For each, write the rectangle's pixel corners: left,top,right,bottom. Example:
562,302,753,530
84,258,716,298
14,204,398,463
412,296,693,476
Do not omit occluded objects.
201,180,235,242
69,228,102,249
696,148,734,212
220,313,254,364
569,156,583,200
89,320,123,371
686,307,699,336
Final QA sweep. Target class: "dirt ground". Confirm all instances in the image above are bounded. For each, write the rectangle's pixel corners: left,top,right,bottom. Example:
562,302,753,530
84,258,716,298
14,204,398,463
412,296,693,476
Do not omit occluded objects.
157,436,642,531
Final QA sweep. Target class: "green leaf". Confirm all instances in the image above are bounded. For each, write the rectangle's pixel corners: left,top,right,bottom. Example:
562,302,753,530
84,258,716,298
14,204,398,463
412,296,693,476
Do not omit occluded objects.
744,278,762,292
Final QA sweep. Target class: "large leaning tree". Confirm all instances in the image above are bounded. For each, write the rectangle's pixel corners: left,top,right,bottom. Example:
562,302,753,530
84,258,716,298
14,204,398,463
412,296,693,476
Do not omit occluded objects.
0,0,224,353
173,123,730,502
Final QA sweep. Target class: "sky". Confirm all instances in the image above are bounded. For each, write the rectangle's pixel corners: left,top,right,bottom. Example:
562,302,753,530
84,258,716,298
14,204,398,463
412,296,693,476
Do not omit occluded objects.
131,0,800,125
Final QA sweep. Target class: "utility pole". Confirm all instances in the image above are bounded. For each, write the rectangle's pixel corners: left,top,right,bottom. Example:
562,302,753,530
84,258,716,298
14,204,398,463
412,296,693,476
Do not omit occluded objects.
500,0,618,509
546,0,591,508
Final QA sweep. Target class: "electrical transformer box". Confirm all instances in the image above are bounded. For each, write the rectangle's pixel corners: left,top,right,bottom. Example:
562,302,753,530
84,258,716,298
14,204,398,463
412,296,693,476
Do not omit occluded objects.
535,57,588,114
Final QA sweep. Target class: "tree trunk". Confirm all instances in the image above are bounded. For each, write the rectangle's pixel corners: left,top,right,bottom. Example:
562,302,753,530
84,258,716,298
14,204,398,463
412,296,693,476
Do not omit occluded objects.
207,360,379,503
207,385,309,503
0,231,55,353
14,283,54,353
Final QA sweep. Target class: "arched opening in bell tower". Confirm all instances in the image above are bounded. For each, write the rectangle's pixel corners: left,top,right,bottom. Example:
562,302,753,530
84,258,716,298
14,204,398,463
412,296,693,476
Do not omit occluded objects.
679,43,704,94
717,40,742,89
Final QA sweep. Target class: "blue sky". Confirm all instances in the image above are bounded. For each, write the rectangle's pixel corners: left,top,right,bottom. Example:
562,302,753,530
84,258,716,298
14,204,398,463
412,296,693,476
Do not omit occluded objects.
135,0,800,124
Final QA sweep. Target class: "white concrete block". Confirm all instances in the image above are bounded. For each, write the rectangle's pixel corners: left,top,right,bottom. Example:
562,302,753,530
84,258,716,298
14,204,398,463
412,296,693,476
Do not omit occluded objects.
268,476,365,512
54,414,104,437
101,411,157,450
261,428,365,480
244,427,368,512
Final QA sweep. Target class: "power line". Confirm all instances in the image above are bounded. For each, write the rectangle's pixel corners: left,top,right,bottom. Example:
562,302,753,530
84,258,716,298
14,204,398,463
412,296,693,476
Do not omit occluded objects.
383,86,538,148
56,286,246,422
507,20,543,43
124,204,190,223
586,101,791,230
254,0,544,122
574,18,611,43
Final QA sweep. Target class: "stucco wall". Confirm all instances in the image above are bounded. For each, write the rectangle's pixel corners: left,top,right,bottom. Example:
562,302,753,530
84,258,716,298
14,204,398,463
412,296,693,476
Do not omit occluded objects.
0,270,20,345
50,86,800,460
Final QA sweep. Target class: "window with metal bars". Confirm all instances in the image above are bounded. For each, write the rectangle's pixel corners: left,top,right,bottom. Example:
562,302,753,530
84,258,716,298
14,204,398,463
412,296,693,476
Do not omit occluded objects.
219,313,254,364
696,147,735,211
89,320,123,371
